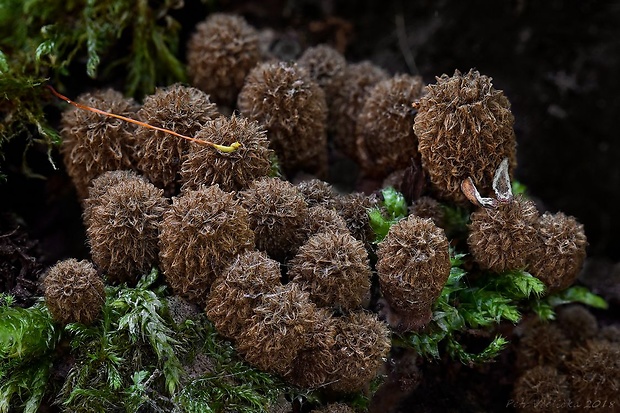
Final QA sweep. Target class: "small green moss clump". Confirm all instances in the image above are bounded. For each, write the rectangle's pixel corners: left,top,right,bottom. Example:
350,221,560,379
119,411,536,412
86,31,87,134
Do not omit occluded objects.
85,174,168,284
355,74,424,178
238,61,328,178
376,215,451,331
60,89,139,198
414,69,517,203
44,259,104,325
159,185,255,304
467,196,539,273
288,231,372,311
180,115,272,192
187,13,260,108
134,83,218,194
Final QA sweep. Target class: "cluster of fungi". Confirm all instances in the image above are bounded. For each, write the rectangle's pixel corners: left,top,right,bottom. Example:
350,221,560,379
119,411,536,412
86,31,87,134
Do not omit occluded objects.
44,12,598,404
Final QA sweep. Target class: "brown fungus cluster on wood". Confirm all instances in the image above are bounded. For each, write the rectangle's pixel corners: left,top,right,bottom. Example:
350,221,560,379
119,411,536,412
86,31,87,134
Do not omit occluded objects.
44,259,105,325
187,13,260,108
60,89,139,198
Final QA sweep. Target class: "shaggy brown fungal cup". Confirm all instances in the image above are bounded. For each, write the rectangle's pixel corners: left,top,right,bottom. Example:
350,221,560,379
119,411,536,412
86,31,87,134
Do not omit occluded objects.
134,84,218,195
512,366,570,413
409,196,446,228
332,192,377,247
515,321,571,371
330,61,389,161
180,115,272,193
83,170,148,223
296,178,337,208
414,69,517,204
187,13,260,107
235,283,321,376
239,177,309,261
86,176,168,285
159,185,255,305
467,196,539,273
355,74,424,178
44,259,105,325
527,212,587,293
376,215,451,331
556,305,598,344
325,311,391,393
288,231,371,311
206,251,281,339
303,205,349,238
60,89,139,199
297,44,347,106
237,61,329,178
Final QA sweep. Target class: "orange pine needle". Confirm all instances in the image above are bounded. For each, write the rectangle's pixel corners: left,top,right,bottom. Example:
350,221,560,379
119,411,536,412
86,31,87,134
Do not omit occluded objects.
46,85,241,153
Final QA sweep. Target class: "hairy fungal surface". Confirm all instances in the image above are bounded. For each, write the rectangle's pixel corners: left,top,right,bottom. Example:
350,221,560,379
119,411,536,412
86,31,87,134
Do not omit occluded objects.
180,115,272,192
326,311,391,393
238,61,329,178
83,170,148,223
414,69,517,203
134,84,218,194
409,196,445,228
296,178,337,208
297,44,347,106
310,404,357,413
333,192,377,246
330,61,389,161
527,212,588,292
236,283,320,376
86,176,168,284
206,251,281,339
376,215,451,331
355,74,424,178
303,205,349,239
187,13,260,107
60,89,139,198
288,231,371,311
159,185,255,304
512,366,570,413
240,177,309,261
468,197,539,273
515,321,571,372
44,259,105,325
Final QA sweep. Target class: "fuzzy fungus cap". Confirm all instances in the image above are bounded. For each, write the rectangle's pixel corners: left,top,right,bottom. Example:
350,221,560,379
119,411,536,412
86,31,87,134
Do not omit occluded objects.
297,44,347,106
296,178,337,208
409,196,446,228
44,259,105,325
206,251,281,339
86,176,168,284
564,340,620,408
83,170,148,223
187,13,260,107
516,321,571,371
60,89,139,199
310,404,356,413
239,177,309,261
467,196,539,273
556,305,598,344
303,206,349,239
237,61,329,178
527,212,587,293
355,74,424,178
326,311,391,393
376,215,451,331
288,231,371,311
180,115,272,192
512,366,570,413
159,185,255,305
332,192,377,247
133,83,218,194
414,69,517,204
236,283,322,376
330,61,389,161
